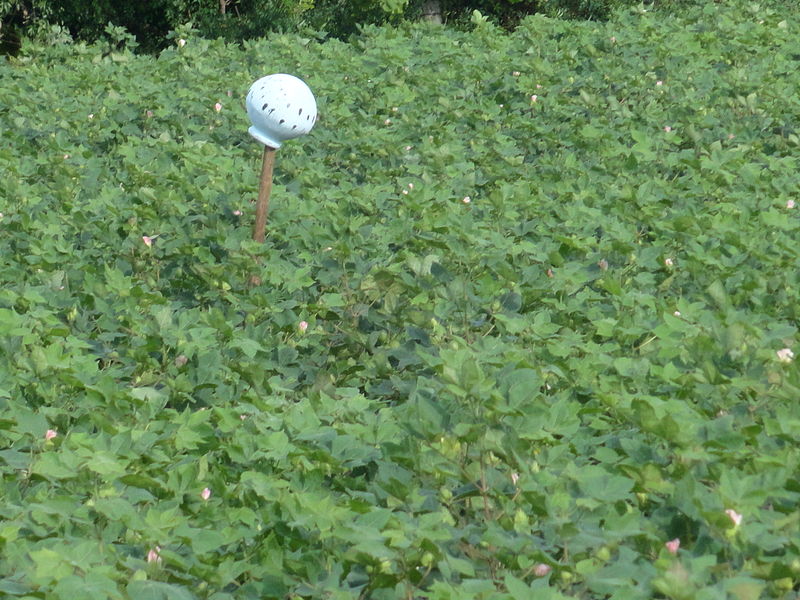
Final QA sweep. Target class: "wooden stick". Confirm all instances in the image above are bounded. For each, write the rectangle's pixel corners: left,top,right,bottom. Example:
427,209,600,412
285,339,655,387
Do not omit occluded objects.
252,145,276,243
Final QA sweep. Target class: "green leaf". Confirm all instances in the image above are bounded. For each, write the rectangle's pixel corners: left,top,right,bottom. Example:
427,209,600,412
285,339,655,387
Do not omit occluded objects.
31,453,78,480
85,451,127,479
504,573,532,599
126,581,196,600
53,571,120,600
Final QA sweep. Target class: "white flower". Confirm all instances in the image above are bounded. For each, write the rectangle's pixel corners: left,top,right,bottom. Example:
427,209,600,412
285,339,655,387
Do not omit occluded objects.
462,196,471,204
725,509,743,527
777,348,794,363
178,38,186,47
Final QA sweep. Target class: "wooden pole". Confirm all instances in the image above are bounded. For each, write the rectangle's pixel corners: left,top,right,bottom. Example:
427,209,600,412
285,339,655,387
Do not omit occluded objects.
252,145,276,243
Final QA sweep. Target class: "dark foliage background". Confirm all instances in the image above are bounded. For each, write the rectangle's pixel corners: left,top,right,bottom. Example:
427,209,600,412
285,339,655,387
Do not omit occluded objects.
2,0,693,53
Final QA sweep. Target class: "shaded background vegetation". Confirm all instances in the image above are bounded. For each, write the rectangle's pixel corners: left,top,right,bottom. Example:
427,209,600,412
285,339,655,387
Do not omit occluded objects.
2,0,692,54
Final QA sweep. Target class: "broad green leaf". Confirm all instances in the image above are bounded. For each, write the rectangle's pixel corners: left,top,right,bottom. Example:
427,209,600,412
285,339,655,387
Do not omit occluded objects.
126,581,196,600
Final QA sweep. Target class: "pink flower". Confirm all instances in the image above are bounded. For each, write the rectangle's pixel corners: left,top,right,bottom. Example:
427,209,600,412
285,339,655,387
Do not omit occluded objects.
147,546,162,564
233,209,243,216
402,189,409,195
146,110,154,118
530,94,538,102
656,80,663,86
408,183,414,189
142,236,154,247
45,429,57,441
777,348,794,363
511,472,519,485
665,538,680,555
404,145,412,151
462,196,471,204
664,126,672,132
214,102,222,112
174,355,188,367
546,268,554,278
298,321,309,333
533,563,552,577
201,487,211,501
610,36,617,43
384,118,392,125
597,258,609,271
673,310,681,317
725,509,743,527
787,199,796,209
664,257,674,267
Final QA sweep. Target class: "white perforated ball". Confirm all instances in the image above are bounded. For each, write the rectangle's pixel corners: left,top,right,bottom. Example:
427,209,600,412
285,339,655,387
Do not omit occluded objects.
246,74,317,149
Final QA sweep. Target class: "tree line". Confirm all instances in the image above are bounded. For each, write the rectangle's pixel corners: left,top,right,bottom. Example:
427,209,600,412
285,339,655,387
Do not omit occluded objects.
0,0,684,53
